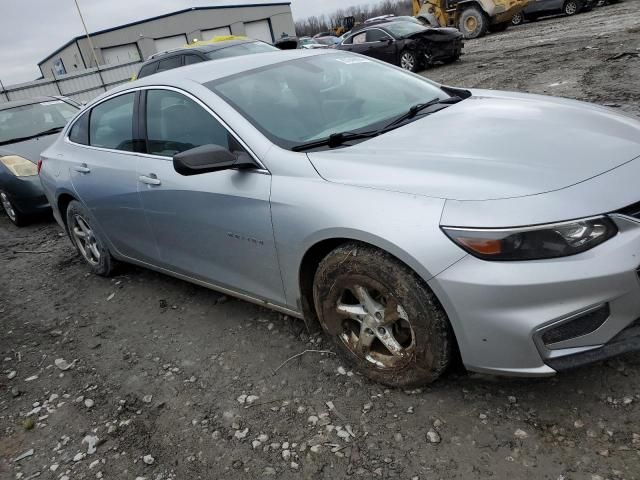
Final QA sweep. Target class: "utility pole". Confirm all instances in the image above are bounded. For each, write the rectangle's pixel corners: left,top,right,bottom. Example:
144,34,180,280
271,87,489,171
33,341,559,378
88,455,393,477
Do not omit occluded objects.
73,0,107,91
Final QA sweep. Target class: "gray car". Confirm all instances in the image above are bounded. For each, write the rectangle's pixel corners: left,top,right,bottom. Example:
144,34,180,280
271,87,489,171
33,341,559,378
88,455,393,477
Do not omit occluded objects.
40,50,640,386
0,97,79,225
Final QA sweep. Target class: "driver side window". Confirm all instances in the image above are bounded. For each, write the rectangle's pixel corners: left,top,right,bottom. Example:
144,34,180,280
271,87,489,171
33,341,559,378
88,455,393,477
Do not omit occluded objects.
366,29,392,42
145,89,241,157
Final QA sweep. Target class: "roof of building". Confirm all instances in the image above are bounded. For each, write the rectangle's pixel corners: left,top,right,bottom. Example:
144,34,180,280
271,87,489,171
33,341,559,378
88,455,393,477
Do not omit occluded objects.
39,3,292,65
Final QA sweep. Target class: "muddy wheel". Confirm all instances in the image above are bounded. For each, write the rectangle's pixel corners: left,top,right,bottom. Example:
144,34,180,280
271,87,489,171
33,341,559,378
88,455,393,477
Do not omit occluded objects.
458,7,488,39
563,0,580,15
0,190,27,226
313,243,452,387
399,49,419,72
511,12,525,25
66,200,115,276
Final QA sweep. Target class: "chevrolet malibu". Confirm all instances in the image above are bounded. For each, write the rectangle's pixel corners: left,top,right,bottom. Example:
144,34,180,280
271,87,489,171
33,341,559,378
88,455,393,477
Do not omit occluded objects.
40,50,640,386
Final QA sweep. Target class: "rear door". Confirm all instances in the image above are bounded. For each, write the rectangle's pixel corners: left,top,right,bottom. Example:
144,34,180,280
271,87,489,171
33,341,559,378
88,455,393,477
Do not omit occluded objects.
68,91,157,262
134,87,285,303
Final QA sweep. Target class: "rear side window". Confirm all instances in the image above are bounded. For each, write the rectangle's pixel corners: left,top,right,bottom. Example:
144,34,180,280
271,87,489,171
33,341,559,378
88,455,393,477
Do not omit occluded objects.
68,111,89,145
137,62,158,79
183,54,202,65
89,93,135,151
157,56,182,72
145,89,236,157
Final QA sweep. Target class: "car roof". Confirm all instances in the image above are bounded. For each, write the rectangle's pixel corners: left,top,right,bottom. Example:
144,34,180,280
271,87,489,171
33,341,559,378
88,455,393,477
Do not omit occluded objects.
146,39,259,61
0,96,59,111
351,19,421,34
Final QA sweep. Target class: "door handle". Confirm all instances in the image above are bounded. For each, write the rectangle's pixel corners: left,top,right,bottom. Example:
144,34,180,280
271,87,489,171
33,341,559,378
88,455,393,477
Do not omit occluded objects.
73,163,91,174
139,174,161,186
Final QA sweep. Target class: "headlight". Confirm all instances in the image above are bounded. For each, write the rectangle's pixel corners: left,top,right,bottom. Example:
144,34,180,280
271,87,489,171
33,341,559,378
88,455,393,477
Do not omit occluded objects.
442,216,618,261
0,155,38,177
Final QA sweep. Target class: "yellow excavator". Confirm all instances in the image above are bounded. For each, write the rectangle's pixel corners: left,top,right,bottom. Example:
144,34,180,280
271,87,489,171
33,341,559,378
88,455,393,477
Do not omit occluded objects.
412,0,528,39
334,16,356,37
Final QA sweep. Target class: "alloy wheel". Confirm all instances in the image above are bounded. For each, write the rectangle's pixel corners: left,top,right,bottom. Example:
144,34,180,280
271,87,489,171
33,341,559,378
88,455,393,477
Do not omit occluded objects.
565,1,578,14
329,280,416,370
71,214,101,266
512,12,523,25
400,52,415,71
0,192,17,222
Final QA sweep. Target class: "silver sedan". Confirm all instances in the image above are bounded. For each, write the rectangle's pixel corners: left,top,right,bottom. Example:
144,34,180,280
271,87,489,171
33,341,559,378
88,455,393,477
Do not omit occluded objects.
40,49,640,386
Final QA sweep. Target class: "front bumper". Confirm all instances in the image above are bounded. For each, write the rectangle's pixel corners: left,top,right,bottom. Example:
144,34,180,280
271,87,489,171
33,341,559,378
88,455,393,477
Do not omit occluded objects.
1,174,50,215
429,214,640,376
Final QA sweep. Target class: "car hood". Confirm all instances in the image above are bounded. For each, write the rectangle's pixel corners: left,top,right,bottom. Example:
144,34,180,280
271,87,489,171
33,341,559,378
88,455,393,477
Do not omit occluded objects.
307,90,640,201
0,134,58,164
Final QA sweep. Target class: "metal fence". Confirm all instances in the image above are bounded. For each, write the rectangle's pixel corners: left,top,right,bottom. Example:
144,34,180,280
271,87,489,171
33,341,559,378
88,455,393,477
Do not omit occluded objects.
0,61,143,104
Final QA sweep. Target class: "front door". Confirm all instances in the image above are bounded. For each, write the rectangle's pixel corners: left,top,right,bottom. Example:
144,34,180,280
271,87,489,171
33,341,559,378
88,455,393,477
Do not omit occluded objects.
135,88,286,304
364,29,397,65
69,91,157,262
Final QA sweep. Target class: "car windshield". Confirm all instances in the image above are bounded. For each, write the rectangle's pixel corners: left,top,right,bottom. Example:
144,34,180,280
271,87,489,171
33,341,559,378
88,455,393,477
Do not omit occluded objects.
384,21,428,37
206,42,278,60
207,53,447,150
0,100,78,144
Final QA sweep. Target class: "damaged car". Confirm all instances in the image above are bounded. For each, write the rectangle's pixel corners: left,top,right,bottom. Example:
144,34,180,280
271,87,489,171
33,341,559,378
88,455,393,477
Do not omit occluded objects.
40,50,640,387
337,20,463,72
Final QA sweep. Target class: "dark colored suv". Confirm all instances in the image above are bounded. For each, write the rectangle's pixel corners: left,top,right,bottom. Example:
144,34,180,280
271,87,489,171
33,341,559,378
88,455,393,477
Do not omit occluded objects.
134,39,278,79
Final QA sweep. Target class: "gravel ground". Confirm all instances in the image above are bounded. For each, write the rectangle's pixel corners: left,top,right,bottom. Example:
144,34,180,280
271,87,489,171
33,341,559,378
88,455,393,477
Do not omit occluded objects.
2,3,640,479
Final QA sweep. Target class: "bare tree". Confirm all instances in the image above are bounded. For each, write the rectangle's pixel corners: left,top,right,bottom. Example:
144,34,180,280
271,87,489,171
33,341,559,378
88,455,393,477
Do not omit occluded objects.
294,0,412,37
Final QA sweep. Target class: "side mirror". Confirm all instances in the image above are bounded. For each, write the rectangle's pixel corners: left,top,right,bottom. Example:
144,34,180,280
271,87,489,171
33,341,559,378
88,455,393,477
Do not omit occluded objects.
173,144,256,176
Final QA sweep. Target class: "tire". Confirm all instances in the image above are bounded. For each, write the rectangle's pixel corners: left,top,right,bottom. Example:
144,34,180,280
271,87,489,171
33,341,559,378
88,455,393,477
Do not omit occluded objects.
313,243,453,387
563,0,581,15
399,49,420,72
0,191,27,227
489,22,510,32
458,7,488,39
511,12,525,25
66,200,115,276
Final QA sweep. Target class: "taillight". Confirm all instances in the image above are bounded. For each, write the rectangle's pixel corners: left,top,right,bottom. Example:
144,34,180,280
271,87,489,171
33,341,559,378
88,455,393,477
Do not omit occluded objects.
37,158,43,175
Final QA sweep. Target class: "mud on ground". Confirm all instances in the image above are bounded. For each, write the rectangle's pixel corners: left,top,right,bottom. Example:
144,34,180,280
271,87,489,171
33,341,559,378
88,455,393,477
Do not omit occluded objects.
2,2,640,479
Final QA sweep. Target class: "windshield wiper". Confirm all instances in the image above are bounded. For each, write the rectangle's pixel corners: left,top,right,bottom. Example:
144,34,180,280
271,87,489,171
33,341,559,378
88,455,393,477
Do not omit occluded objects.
292,130,380,152
382,96,463,131
0,127,65,146
291,96,463,152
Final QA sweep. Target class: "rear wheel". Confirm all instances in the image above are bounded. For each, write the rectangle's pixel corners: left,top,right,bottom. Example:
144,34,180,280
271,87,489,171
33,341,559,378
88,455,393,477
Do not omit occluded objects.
66,200,115,276
0,191,27,227
313,243,453,387
399,49,420,72
511,12,525,25
458,7,488,39
563,0,581,15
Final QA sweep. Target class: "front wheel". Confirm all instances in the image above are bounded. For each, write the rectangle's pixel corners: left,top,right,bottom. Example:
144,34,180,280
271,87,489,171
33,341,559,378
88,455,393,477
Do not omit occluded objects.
0,191,27,227
458,7,488,39
564,0,581,15
399,50,419,72
66,200,116,276
511,12,525,25
313,243,453,387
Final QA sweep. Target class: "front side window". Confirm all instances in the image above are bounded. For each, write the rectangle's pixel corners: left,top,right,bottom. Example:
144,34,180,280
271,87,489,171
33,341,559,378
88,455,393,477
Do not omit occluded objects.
89,93,135,151
352,32,367,44
145,89,235,157
0,100,78,145
137,62,158,78
207,53,446,150
367,29,392,42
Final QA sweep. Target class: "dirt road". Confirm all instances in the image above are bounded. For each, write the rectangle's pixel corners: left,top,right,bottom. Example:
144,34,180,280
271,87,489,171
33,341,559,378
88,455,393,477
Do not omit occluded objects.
2,3,640,479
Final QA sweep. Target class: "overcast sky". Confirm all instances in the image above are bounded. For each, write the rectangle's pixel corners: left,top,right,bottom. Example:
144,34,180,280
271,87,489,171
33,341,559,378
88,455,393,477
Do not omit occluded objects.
0,0,381,86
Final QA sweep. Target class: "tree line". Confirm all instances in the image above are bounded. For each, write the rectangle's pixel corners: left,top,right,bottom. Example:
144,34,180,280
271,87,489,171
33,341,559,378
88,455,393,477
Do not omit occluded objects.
294,0,413,37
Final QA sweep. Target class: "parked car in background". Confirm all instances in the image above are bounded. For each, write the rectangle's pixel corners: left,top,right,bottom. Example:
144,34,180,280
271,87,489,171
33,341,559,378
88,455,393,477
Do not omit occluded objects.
511,0,597,24
337,20,463,72
275,36,328,50
314,36,341,46
313,32,335,38
0,97,78,225
134,38,278,79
